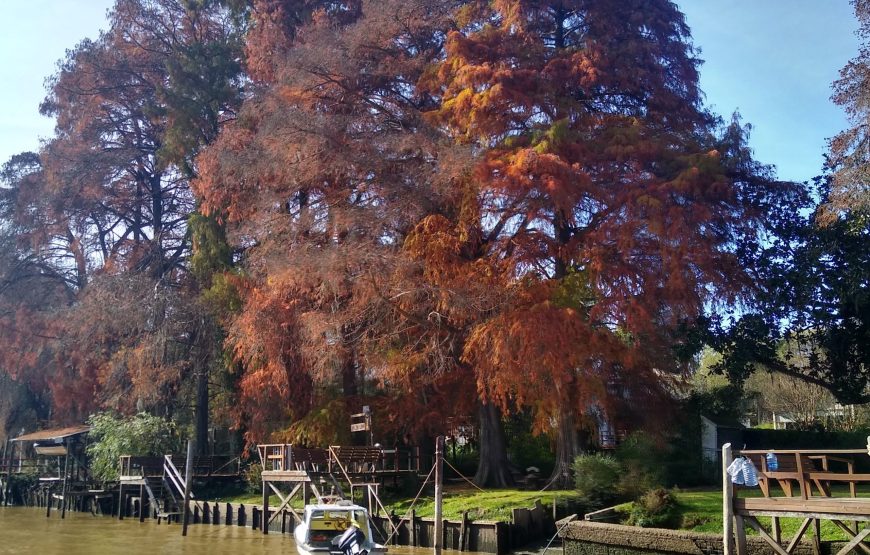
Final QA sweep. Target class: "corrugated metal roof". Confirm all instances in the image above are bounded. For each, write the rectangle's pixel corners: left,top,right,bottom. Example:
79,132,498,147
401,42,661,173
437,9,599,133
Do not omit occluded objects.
12,425,90,442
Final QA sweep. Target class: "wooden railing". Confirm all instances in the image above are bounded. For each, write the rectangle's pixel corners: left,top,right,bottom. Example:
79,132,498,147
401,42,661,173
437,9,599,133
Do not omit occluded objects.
257,444,426,475
723,442,870,555
120,454,240,479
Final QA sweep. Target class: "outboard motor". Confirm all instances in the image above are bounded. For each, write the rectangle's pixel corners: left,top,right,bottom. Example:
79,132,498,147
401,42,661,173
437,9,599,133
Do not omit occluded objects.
334,525,368,555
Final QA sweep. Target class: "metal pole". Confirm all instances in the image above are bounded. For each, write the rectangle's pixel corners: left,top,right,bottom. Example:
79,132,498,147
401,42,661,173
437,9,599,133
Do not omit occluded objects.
181,440,194,536
434,436,444,555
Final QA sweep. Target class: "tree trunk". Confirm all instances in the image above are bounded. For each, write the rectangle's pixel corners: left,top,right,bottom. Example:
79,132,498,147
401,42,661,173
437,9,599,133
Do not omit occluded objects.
473,402,514,487
193,323,210,456
194,366,209,455
549,404,584,488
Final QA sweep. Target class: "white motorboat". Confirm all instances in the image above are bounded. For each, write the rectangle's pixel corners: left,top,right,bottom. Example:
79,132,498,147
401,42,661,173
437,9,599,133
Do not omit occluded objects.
294,501,387,555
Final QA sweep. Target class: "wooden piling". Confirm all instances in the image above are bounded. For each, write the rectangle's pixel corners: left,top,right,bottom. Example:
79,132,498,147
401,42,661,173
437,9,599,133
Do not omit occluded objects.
60,448,70,520
459,510,469,552
262,479,269,535
434,436,444,555
118,482,124,520
181,440,194,537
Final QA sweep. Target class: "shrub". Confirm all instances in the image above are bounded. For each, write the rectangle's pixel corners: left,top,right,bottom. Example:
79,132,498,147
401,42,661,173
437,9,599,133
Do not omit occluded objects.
614,432,665,498
572,453,620,509
87,412,179,482
8,469,39,504
243,462,263,493
627,488,679,528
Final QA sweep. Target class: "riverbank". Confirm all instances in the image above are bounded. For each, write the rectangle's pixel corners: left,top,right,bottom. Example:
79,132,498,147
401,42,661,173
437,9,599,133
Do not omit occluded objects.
209,485,583,522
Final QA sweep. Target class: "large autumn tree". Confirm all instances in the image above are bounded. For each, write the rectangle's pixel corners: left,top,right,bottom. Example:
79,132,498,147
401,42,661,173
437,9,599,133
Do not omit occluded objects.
416,0,792,484
0,0,244,445
827,0,870,216
195,0,475,446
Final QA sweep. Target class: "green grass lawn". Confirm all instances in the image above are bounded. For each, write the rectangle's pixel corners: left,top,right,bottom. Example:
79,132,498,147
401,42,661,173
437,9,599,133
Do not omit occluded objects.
203,479,868,542
383,487,582,521
649,485,870,542
205,483,582,522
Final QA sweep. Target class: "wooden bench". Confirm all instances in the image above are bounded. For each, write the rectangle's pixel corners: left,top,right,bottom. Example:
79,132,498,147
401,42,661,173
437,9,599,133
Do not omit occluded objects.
329,446,382,475
291,447,329,471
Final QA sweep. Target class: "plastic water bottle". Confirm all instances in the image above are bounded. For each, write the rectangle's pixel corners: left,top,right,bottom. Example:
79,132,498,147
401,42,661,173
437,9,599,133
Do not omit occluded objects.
766,452,778,471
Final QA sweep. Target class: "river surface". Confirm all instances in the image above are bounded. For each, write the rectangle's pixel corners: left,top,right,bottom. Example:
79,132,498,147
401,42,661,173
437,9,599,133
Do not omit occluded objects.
0,507,455,555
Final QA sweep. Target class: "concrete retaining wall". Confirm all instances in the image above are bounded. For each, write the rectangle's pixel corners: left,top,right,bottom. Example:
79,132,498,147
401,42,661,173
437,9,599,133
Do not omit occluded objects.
560,520,820,555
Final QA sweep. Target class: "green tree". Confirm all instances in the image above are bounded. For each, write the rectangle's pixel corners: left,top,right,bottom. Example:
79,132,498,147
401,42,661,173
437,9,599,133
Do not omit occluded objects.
87,412,179,482
710,180,870,404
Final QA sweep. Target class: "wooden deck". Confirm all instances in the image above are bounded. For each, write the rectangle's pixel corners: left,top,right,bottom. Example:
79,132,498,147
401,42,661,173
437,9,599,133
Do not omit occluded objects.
256,443,425,537
723,443,870,555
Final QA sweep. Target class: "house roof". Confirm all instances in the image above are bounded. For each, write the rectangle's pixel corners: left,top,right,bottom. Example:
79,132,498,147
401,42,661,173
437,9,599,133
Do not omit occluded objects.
12,425,90,442
701,414,745,429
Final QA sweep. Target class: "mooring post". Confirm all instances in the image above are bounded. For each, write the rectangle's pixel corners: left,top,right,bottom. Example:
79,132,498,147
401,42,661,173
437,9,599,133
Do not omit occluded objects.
722,443,734,555
5,441,16,507
0,439,7,507
118,481,124,520
139,483,145,523
434,435,444,555
181,440,194,537
60,444,70,519
262,478,269,535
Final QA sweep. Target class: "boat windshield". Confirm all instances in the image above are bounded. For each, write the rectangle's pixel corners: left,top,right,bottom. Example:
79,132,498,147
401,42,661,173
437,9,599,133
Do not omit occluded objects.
307,509,369,546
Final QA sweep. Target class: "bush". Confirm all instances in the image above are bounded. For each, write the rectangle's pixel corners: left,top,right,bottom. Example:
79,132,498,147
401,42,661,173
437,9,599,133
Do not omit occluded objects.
626,488,679,528
87,412,179,482
8,469,39,505
242,462,263,493
572,453,620,509
614,432,665,498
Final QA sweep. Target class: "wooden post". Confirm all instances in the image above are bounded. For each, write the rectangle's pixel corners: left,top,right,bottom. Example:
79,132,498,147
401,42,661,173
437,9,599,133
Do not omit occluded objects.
118,482,124,520
181,440,194,537
459,510,469,552
262,479,270,535
139,484,146,523
723,443,735,555
434,436,444,555
60,448,70,519
5,441,15,506
411,509,417,547
0,439,6,506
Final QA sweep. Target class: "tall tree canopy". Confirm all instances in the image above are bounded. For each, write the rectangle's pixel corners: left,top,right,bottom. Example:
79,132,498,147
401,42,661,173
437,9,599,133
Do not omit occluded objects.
0,0,806,482
193,0,788,487
0,0,244,441
412,0,789,483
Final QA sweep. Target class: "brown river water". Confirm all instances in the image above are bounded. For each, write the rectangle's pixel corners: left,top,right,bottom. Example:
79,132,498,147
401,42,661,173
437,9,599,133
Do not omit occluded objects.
0,507,462,555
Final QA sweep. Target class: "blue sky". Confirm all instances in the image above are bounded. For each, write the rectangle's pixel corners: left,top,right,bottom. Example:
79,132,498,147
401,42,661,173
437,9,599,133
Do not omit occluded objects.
680,0,858,183
0,1,860,184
